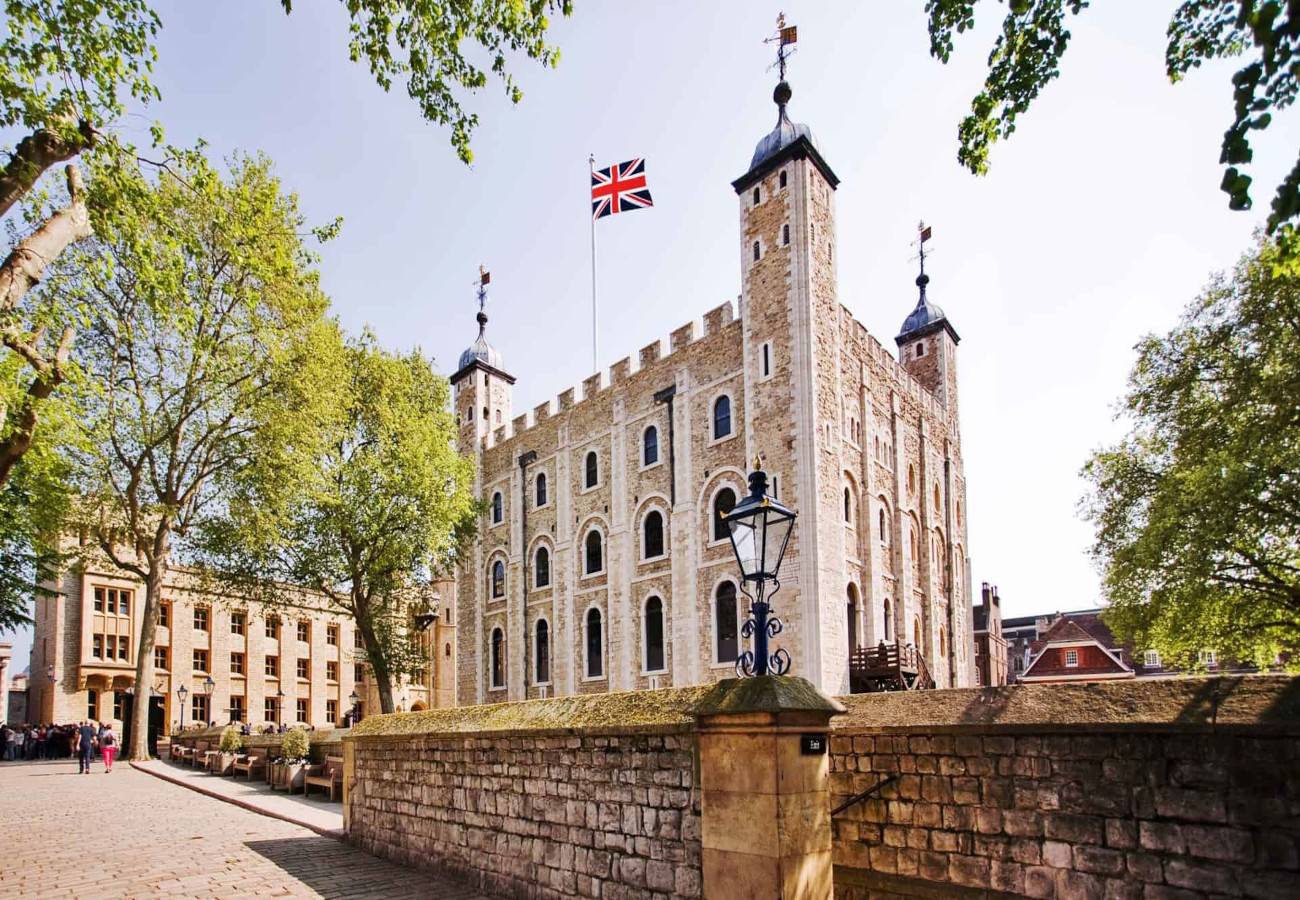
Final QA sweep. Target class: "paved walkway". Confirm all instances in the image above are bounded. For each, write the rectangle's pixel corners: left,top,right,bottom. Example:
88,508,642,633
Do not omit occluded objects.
0,760,491,899
134,758,343,837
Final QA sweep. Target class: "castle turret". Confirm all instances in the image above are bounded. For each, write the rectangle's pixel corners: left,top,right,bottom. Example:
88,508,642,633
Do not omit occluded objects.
450,270,515,453
896,229,960,413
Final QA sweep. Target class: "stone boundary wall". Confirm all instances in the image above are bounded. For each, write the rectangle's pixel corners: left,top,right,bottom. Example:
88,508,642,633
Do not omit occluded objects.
345,687,708,900
829,676,1300,900
170,726,347,763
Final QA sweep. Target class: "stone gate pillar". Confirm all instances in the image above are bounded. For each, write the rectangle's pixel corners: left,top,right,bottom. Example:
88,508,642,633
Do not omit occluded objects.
692,676,846,900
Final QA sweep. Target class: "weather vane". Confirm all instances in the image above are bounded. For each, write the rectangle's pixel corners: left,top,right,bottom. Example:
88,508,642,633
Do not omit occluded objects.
475,265,490,314
913,221,934,277
764,12,798,81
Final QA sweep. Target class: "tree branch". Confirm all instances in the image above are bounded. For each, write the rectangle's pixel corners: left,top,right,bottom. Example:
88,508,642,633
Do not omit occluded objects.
0,123,94,220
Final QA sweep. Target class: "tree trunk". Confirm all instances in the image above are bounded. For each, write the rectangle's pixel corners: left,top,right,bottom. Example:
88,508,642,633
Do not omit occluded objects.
128,564,165,760
352,593,396,714
373,661,396,715
0,125,92,220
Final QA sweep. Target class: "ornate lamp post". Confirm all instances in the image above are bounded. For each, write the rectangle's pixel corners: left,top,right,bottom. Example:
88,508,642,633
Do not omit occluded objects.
275,689,285,726
722,461,798,677
348,689,361,724
177,684,189,731
203,676,215,725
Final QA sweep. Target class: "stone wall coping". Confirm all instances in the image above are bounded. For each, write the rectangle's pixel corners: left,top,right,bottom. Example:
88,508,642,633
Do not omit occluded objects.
832,675,1300,734
690,675,846,718
347,722,693,744
348,683,714,738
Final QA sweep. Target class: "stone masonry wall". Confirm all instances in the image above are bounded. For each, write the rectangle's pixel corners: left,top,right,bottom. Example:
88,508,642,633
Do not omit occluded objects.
348,727,701,900
829,677,1300,900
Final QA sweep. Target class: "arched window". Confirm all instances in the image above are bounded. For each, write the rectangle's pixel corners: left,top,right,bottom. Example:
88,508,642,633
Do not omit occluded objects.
490,628,504,688
643,510,665,559
491,560,505,599
917,342,926,357
782,223,790,246
491,491,503,524
444,643,451,658
585,529,603,575
779,170,787,189
847,584,859,652
908,465,916,495
585,451,599,488
913,617,922,649
535,620,550,683
715,582,739,663
934,484,941,513
939,627,947,659
713,396,732,440
752,241,760,262
752,187,760,205
883,599,893,641
644,596,665,673
712,487,736,542
586,608,603,678
534,546,550,588
643,426,659,466
535,473,547,507
844,487,852,523
878,508,888,544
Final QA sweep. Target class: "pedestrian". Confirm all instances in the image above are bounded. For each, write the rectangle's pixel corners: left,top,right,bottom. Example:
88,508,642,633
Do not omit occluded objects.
76,720,97,774
96,721,106,760
1,724,13,761
12,726,25,760
100,723,118,773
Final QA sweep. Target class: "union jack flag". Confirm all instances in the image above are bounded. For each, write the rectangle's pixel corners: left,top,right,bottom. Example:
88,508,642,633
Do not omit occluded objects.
591,158,654,221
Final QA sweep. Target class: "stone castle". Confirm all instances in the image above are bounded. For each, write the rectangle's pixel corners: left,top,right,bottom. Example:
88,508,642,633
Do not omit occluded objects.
451,74,973,704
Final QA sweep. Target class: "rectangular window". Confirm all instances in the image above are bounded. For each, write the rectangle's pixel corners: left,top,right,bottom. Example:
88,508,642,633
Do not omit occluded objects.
296,658,309,680
154,645,169,671
354,630,364,649
230,695,245,722
193,649,209,672
326,699,338,725
192,694,209,725
159,602,170,628
326,661,338,682
92,634,103,658
87,689,98,720
1199,649,1217,667
93,587,105,612
265,655,280,678
118,636,129,661
296,698,308,723
264,697,279,724
1064,649,1079,667
113,691,125,720
230,612,245,636
117,589,130,615
106,635,116,659
265,617,280,639
326,624,339,646
194,607,209,631
230,652,245,675
1144,649,1161,668
354,663,365,683
761,342,772,378
297,621,310,643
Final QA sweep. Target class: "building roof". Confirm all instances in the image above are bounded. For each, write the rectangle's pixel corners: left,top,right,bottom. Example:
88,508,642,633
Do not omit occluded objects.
1021,616,1133,681
973,604,988,632
458,311,504,372
896,271,959,345
732,80,839,194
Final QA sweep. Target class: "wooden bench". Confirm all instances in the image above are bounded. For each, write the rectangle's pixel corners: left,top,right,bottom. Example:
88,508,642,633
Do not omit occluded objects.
202,746,224,773
187,740,210,768
301,756,344,801
231,752,265,781
175,741,198,765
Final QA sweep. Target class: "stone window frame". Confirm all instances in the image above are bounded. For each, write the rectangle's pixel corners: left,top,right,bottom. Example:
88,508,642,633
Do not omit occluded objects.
778,168,788,190
641,593,668,676
751,185,761,206
759,341,774,381
580,447,602,493
487,553,508,600
708,391,736,445
877,495,893,549
533,616,552,686
529,536,554,591
490,490,504,526
579,519,608,579
709,575,743,669
704,478,743,548
640,423,662,471
489,626,507,691
636,498,670,563
582,603,606,682
534,471,550,509
751,239,763,265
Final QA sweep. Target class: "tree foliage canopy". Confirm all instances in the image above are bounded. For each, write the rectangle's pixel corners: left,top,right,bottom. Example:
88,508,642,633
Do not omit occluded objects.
926,1,1300,243
1083,234,1300,666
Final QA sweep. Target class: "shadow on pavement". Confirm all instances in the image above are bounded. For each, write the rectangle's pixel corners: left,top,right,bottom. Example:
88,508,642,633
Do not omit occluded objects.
245,836,485,899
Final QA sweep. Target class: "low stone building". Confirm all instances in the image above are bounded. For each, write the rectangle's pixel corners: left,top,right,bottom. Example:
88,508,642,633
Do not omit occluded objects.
451,69,975,705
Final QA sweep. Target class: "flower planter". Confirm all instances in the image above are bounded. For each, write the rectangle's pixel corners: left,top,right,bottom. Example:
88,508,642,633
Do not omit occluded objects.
272,762,306,792
211,751,237,776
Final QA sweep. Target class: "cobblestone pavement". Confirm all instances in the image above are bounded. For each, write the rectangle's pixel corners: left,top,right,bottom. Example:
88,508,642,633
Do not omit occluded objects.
0,760,492,899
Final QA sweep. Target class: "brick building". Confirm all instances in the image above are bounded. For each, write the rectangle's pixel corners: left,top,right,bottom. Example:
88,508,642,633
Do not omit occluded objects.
26,551,455,729
451,73,975,703
973,582,1009,686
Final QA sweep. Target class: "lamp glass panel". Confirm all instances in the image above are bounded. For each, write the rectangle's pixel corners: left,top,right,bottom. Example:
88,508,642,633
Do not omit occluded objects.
763,514,795,577
727,517,760,578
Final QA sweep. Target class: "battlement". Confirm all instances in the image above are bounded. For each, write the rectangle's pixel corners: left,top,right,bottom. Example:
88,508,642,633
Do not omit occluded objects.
841,305,948,423
477,298,739,452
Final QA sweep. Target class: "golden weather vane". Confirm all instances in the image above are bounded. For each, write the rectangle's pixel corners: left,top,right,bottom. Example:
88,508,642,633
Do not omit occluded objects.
764,12,798,81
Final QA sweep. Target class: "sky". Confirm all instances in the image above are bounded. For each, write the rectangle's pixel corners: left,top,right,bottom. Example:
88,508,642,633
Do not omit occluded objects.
3,2,1297,669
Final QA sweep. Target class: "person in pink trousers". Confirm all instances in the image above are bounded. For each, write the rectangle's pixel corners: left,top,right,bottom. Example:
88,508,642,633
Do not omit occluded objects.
99,723,118,773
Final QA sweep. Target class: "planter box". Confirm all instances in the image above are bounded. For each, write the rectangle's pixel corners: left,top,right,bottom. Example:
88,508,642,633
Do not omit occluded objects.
211,751,238,776
272,762,306,792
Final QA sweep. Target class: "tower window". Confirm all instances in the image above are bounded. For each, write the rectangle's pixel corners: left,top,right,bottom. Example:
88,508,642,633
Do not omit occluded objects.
644,596,665,673
752,241,760,262
715,581,739,663
712,487,736,542
917,342,925,357
643,510,665,559
586,608,604,678
782,224,790,246
585,450,599,488
584,529,603,575
712,395,732,440
643,425,659,466
491,491,503,524
490,629,505,689
534,546,550,588
535,472,547,507
752,187,760,205
779,170,787,189
482,406,489,419
761,342,772,378
491,560,505,599
535,620,550,683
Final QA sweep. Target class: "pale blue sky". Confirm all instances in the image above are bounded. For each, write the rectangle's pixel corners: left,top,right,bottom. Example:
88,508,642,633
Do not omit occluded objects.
4,2,1296,669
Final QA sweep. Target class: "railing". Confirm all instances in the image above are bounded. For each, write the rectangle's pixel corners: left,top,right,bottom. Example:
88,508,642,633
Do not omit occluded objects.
849,641,936,693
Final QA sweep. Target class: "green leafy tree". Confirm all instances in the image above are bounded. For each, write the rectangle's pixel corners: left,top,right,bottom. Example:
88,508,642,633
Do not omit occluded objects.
925,1,1300,247
1082,234,1300,667
199,333,475,715
51,150,338,758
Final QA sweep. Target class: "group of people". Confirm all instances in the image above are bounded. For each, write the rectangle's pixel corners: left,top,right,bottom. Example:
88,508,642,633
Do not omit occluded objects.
2,721,119,772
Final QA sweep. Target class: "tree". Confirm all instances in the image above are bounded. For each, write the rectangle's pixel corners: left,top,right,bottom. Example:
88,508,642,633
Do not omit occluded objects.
925,1,1300,250
198,333,476,715
54,150,338,758
1082,234,1300,667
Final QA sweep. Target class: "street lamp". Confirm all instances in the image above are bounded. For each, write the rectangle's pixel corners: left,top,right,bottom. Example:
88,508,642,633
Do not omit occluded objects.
722,461,797,677
177,684,189,732
275,689,284,725
203,676,215,725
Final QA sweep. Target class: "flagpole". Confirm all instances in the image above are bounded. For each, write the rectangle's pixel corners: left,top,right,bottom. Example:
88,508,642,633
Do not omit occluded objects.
589,154,598,372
